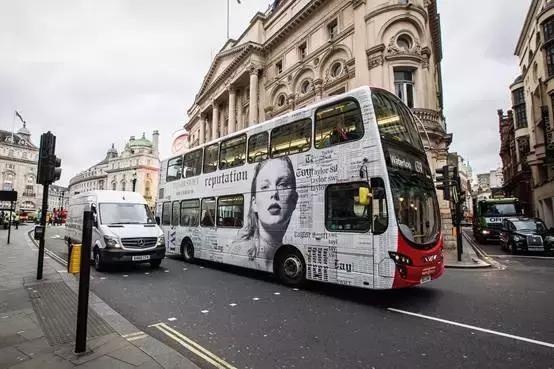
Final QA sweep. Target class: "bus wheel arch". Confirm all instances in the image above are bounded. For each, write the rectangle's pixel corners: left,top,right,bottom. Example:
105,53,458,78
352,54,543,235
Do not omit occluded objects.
273,245,306,287
181,237,195,262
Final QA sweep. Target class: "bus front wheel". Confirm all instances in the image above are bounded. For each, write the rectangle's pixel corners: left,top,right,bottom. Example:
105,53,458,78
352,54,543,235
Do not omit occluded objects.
276,248,305,287
182,239,195,263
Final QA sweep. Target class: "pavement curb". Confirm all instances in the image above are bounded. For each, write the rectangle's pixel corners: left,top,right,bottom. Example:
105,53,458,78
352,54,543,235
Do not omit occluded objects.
461,231,505,270
444,232,492,269
26,228,201,369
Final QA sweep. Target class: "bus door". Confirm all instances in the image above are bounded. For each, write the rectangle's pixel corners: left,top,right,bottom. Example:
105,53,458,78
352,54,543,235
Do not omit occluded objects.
369,177,390,288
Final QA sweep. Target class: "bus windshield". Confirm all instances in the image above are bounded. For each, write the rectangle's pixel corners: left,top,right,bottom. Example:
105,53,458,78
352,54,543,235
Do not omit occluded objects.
99,203,156,225
389,170,440,246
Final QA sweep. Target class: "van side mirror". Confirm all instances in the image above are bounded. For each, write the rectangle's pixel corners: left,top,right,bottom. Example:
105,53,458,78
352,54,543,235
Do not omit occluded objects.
155,216,161,226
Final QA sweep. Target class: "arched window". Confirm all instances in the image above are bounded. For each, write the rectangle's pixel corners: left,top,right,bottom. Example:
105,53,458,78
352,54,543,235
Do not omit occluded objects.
276,94,286,107
121,181,126,191
112,181,117,190
300,80,311,94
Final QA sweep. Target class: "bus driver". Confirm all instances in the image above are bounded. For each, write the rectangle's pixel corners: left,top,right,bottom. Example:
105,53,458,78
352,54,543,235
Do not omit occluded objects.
229,156,298,268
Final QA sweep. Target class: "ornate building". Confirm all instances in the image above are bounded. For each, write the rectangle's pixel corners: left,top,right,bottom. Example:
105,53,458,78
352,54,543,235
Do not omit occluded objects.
184,0,453,245
0,122,42,215
504,0,554,226
68,132,160,208
48,185,70,212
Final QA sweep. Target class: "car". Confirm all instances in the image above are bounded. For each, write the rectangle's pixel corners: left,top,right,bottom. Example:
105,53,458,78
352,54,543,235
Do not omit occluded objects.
499,217,554,255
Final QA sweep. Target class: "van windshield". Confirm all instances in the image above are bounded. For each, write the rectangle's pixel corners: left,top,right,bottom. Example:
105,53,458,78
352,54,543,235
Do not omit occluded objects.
99,203,156,225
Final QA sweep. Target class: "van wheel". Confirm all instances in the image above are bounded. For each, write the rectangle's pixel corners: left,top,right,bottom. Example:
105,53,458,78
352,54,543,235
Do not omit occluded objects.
182,239,194,262
276,249,305,287
94,249,105,271
150,259,161,268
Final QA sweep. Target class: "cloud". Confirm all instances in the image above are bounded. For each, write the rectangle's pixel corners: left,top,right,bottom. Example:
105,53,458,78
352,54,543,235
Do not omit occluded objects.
439,0,529,175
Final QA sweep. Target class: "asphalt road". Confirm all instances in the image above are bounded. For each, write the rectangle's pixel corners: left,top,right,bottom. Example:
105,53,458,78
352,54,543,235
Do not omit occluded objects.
39,226,554,369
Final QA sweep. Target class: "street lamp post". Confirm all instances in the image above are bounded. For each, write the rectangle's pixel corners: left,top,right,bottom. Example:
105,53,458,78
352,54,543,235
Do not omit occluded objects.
132,171,137,192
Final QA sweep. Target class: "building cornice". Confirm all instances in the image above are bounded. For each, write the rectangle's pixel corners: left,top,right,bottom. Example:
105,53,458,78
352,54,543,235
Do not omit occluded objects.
364,3,428,23
0,155,37,165
192,42,264,108
263,0,328,52
515,0,540,56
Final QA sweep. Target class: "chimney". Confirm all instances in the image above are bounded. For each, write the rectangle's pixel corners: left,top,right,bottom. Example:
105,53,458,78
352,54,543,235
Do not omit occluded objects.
152,130,159,155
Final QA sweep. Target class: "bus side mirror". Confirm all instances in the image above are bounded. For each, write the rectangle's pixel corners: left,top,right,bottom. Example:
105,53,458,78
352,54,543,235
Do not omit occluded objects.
155,216,161,226
358,187,371,206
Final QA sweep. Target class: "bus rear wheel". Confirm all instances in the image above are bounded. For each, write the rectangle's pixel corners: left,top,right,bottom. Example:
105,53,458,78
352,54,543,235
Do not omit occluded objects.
276,249,305,287
182,239,195,263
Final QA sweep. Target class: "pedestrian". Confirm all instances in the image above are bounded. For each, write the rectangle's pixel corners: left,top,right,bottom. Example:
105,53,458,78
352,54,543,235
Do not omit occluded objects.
14,213,20,230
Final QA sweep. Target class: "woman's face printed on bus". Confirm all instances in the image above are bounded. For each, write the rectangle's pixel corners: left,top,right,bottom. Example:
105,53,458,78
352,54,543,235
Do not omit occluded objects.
252,159,298,230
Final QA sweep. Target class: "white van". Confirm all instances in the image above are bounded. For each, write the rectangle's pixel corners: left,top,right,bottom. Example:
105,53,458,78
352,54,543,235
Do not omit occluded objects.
65,190,165,271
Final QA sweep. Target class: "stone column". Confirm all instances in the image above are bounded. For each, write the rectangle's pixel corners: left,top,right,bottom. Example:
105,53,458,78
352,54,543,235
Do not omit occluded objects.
212,103,219,140
249,66,259,125
236,91,243,130
199,114,205,144
228,88,237,134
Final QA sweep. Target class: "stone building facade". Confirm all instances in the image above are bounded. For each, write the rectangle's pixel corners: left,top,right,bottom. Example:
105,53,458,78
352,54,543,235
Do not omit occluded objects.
184,0,454,245
0,123,42,214
498,109,533,215
68,132,160,208
503,0,554,226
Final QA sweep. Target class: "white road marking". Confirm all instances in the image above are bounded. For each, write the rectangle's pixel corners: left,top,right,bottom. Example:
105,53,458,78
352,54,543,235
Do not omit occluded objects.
252,297,260,301
488,254,554,260
164,270,169,273
100,277,106,280
292,288,299,291
122,331,145,338
168,317,177,321
201,310,209,314
273,292,281,295
183,268,187,270
229,303,237,307
388,308,554,349
199,266,205,269
127,334,148,341
149,323,237,369
145,272,150,275
123,275,128,278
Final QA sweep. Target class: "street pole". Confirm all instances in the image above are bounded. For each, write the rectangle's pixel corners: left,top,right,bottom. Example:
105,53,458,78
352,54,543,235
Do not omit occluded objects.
456,195,463,261
7,200,12,244
75,210,92,354
36,183,49,280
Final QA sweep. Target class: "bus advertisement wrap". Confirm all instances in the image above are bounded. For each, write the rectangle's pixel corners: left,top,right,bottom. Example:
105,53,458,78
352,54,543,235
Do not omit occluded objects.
157,87,444,289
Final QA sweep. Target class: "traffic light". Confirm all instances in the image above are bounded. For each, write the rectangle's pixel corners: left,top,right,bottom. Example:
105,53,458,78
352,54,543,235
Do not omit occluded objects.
37,132,62,185
435,165,450,201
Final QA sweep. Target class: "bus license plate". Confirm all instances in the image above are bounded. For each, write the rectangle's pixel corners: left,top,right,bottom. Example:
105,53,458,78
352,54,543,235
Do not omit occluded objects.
420,275,432,284
132,255,150,261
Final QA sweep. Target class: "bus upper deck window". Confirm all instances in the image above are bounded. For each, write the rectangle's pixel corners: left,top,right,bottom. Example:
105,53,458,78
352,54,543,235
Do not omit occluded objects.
248,132,269,163
203,143,219,174
315,99,364,149
270,118,312,158
220,135,246,170
166,156,183,182
183,149,203,178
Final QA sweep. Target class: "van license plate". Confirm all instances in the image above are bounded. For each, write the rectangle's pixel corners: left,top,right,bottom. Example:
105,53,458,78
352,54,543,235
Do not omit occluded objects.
420,275,432,284
132,255,150,261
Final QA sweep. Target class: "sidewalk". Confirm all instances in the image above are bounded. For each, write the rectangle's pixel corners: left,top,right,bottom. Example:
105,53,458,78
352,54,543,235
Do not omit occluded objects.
443,230,491,268
0,227,199,369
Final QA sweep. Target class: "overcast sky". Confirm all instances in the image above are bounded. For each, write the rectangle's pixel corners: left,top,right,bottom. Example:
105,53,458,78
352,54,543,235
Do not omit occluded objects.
0,0,530,186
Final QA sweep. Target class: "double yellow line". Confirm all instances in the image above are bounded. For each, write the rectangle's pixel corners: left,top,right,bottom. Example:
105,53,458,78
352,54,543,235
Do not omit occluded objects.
149,322,237,369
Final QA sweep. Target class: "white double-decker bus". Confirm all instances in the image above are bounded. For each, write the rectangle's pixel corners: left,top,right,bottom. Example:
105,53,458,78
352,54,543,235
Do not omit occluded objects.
157,86,444,289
